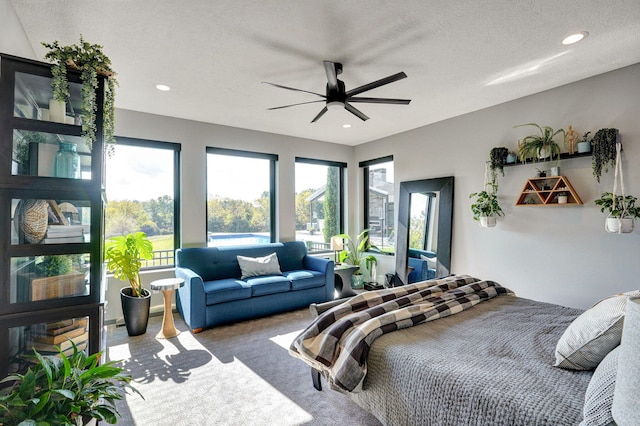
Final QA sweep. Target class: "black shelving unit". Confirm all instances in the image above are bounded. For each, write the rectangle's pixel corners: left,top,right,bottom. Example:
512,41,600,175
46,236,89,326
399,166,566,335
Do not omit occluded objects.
0,54,106,377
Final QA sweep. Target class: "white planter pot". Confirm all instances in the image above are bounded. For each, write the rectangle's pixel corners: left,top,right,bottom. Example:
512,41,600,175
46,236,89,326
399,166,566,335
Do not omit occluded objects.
479,216,497,228
605,217,634,234
557,195,568,204
49,99,66,123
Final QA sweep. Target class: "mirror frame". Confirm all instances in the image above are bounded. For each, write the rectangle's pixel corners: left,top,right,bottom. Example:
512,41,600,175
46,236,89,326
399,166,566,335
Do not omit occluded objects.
394,176,454,286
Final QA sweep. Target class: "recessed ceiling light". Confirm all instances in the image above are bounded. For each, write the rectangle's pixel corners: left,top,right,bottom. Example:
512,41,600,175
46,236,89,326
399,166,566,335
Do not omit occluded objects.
562,31,589,45
154,83,171,92
342,124,351,128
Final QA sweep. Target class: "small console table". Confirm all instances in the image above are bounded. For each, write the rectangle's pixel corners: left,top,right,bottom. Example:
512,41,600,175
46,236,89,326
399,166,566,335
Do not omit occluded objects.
334,265,359,298
150,278,184,339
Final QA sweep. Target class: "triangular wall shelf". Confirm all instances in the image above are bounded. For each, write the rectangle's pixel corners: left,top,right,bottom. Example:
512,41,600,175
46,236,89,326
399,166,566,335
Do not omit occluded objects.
516,176,583,206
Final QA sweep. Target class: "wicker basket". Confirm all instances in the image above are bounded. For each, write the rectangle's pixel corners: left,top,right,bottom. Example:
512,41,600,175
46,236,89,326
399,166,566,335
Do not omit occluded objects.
14,199,48,244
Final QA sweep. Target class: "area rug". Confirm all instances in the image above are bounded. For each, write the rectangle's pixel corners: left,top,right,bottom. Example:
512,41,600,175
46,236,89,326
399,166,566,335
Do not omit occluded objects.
107,308,381,425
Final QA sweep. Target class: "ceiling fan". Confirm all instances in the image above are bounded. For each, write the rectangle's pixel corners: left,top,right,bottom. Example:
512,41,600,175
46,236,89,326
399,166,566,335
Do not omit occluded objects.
263,61,411,123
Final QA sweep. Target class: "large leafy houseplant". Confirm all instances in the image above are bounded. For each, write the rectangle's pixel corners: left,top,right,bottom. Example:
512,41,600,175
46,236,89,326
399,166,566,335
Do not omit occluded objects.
594,193,640,219
42,36,117,156
0,344,140,425
516,123,564,164
104,232,153,298
337,229,378,275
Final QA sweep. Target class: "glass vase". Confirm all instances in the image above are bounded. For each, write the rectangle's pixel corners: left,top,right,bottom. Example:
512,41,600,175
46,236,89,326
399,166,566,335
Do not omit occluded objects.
54,142,80,179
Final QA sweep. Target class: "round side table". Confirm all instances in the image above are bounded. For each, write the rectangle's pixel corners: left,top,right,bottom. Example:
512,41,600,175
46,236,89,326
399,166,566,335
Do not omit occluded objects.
150,278,184,339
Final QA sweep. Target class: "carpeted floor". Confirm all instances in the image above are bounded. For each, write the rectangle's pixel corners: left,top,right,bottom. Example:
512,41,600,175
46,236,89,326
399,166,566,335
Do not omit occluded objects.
106,308,382,426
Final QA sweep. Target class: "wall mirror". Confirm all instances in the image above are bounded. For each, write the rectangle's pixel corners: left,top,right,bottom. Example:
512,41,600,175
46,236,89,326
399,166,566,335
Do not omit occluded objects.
394,176,454,286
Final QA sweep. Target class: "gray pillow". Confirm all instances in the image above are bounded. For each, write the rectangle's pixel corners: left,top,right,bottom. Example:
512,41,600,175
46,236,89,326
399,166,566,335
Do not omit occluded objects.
237,252,282,279
555,291,640,370
581,346,619,426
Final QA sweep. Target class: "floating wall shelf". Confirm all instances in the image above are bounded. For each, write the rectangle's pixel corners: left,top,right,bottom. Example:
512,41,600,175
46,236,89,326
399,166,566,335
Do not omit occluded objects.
504,151,592,167
516,176,583,206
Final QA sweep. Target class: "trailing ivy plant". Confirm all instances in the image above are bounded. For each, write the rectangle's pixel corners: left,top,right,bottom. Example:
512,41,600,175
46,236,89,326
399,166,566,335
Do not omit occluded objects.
489,147,509,176
591,128,619,183
42,36,117,156
470,166,504,221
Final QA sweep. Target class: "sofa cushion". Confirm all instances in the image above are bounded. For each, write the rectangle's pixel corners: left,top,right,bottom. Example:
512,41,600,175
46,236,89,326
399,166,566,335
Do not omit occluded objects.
245,275,291,296
284,270,325,291
204,278,251,305
237,252,282,279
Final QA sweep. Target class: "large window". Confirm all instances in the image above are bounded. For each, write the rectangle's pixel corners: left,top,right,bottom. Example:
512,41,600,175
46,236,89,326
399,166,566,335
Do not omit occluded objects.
105,138,181,268
206,148,277,246
294,158,346,253
361,156,394,253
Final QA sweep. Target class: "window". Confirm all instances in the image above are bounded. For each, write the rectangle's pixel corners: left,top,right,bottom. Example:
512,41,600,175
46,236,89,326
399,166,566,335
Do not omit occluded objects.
206,148,277,246
294,158,346,253
105,138,180,268
361,156,394,253
409,192,438,252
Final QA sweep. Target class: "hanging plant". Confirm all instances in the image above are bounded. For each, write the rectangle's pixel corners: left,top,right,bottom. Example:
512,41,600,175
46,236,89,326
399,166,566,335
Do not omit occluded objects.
489,147,509,176
42,36,117,156
470,162,504,227
591,128,618,183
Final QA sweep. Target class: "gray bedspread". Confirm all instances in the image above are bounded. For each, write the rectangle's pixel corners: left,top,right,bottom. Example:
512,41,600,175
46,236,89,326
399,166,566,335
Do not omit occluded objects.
350,296,593,426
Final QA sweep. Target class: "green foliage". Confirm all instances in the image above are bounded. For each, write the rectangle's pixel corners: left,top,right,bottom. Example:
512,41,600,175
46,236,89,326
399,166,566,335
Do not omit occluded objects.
489,147,509,176
0,343,140,425
337,229,378,274
295,189,314,230
591,128,618,183
42,35,117,154
104,232,153,297
594,192,640,219
323,167,340,243
36,255,73,277
207,194,271,234
469,176,504,221
515,123,564,164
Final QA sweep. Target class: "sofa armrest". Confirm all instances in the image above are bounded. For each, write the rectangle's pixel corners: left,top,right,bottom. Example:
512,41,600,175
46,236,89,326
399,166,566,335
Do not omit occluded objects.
304,256,335,301
175,266,206,330
408,257,428,284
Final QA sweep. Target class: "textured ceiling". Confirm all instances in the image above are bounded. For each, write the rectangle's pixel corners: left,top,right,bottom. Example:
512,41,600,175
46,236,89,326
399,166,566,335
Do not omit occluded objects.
9,0,640,146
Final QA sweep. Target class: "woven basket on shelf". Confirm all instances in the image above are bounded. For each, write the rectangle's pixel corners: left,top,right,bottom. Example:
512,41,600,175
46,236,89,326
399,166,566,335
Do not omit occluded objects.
14,199,48,244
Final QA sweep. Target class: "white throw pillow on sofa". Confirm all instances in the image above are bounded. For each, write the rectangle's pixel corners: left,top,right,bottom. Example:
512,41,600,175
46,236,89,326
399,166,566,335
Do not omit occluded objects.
237,252,282,279
555,291,640,370
419,254,437,270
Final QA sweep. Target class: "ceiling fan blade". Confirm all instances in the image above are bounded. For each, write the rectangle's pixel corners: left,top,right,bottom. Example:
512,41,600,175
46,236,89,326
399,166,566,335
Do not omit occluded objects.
267,100,326,110
344,103,369,121
311,107,328,123
262,81,325,98
345,72,407,97
323,61,339,92
347,97,411,105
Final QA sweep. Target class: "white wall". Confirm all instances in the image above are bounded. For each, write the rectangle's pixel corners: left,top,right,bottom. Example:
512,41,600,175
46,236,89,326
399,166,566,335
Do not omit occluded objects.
355,63,640,309
0,0,36,58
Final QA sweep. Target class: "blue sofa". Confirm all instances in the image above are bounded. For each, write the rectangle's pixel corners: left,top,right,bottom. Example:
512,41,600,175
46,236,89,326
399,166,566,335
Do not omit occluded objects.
175,241,334,332
407,248,437,283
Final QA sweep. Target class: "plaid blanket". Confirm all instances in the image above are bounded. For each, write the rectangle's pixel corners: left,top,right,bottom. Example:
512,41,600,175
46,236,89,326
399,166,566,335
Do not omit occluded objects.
289,275,514,392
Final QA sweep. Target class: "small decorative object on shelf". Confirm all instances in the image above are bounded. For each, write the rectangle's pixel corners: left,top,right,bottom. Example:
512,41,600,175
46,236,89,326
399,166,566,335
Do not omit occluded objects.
470,162,504,227
591,128,619,183
54,141,81,179
565,125,579,154
516,176,583,206
506,151,518,164
594,142,639,234
577,132,592,154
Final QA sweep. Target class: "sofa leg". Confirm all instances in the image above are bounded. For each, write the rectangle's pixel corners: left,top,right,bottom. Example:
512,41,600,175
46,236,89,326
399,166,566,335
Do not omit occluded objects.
192,328,203,334
311,367,322,391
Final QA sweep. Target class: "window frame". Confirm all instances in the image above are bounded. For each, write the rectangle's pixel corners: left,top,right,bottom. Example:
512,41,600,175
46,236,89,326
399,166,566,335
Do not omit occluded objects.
294,157,347,252
360,155,394,254
206,147,278,243
105,136,181,270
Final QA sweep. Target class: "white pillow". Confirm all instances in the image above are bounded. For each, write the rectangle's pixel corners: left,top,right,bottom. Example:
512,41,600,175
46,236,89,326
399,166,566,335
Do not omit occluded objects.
237,253,282,279
419,254,437,270
555,291,640,370
581,346,619,426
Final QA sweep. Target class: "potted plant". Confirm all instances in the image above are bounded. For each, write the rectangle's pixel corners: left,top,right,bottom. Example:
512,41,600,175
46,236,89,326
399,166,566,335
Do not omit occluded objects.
577,131,591,154
515,123,564,164
594,192,640,233
557,192,569,204
42,36,117,156
0,344,140,425
470,172,505,228
591,128,618,183
337,229,378,289
104,232,154,336
489,147,509,176
506,150,518,164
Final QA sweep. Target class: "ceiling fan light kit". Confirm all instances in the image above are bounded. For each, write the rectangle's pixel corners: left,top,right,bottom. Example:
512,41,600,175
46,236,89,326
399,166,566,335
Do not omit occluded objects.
264,61,411,123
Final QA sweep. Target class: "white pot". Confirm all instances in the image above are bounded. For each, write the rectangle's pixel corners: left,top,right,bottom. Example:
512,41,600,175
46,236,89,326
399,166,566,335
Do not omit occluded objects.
550,166,560,176
605,217,634,234
49,99,66,123
557,195,568,204
479,216,497,228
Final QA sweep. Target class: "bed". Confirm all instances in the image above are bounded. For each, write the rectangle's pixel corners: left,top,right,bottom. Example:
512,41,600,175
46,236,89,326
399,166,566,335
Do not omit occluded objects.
291,275,636,426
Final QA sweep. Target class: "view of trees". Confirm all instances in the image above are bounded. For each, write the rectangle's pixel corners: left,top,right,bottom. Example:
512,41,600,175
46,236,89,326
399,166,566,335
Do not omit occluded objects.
105,195,173,238
207,191,270,233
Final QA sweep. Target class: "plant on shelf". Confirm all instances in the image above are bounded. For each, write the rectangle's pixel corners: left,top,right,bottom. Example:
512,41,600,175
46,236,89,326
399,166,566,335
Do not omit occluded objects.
0,344,140,425
42,35,117,155
515,123,564,164
489,147,509,176
104,232,153,336
591,128,618,183
470,163,504,228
